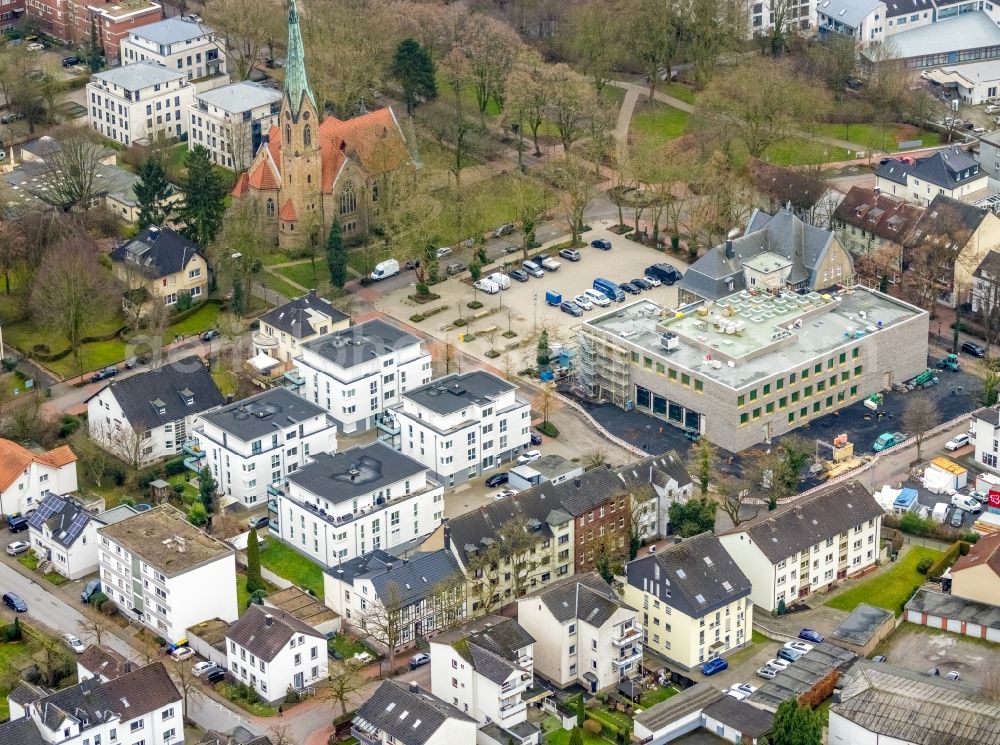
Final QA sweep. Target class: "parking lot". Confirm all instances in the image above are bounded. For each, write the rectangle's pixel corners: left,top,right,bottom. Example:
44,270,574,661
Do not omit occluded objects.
874,622,992,685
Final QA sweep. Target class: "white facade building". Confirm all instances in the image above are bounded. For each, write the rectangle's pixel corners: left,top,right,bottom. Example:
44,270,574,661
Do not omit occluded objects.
189,81,283,171
275,441,444,568
974,406,1000,472
97,505,238,644
295,319,432,434
119,17,226,83
0,438,77,517
87,60,195,146
516,573,641,693
354,680,478,745
388,371,531,486
226,605,328,702
718,481,884,612
252,289,351,367
192,387,337,509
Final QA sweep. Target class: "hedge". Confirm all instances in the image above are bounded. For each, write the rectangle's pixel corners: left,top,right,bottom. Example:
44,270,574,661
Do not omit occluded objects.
163,456,187,477
927,540,970,579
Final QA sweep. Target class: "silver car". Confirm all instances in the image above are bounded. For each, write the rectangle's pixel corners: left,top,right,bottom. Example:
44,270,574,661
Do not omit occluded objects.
573,294,594,310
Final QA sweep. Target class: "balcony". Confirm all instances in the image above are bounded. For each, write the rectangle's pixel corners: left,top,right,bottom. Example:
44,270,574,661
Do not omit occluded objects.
501,677,530,696
613,627,642,647
283,369,305,388
267,482,285,498
252,330,279,350
267,499,278,513
613,646,643,667
351,726,380,745
499,700,527,719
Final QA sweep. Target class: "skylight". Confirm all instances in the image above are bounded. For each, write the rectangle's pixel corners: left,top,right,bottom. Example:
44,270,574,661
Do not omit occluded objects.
722,581,733,592
676,569,686,579
695,593,706,604
703,556,714,566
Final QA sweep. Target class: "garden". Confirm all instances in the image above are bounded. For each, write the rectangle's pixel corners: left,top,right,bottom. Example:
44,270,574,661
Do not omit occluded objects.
258,537,325,596
825,545,943,615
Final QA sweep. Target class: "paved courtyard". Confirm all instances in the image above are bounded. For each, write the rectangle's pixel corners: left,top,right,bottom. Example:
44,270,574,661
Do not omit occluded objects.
874,622,994,686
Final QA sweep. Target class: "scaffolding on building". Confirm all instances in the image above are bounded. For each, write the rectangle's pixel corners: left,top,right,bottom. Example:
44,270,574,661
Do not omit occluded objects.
576,328,632,408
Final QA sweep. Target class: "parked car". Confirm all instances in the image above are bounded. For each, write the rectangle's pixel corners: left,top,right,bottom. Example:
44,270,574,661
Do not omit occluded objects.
968,490,989,504
370,259,400,281
80,579,101,603
945,670,961,680
927,667,940,676
435,246,453,259
473,278,501,294
247,515,270,530
945,433,971,451
631,278,652,290
573,294,593,310
798,629,824,644
590,239,612,250
62,633,86,654
517,449,541,465
192,661,217,677
986,105,1000,114
170,646,195,662
0,111,24,124
560,300,583,317
61,56,82,67
494,223,515,237
765,657,790,670
90,366,118,383
871,655,887,663
26,42,44,51
445,262,467,276
6,514,28,533
951,494,982,513
530,432,542,446
201,329,220,342
503,244,521,254
643,275,662,287
559,248,581,261
493,489,518,501
645,263,683,285
509,269,529,282
732,683,757,696
522,260,544,278
784,641,813,654
950,508,966,528
485,472,508,488
757,666,778,680
701,657,728,676
961,341,986,358
537,254,561,271
205,668,227,684
2,593,27,613
584,288,611,307
777,647,803,663
5,541,29,556
619,281,640,295
409,653,430,669
726,688,750,701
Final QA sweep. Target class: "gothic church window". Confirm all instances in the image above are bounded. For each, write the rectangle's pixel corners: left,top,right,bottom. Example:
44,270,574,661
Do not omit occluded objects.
266,198,275,217
285,125,291,145
340,182,357,215
304,125,312,147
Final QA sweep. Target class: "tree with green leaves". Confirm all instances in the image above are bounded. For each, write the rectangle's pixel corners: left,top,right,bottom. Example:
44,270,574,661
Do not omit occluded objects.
469,261,482,282
689,439,716,497
246,526,263,594
391,38,437,115
188,501,208,526
177,145,227,248
668,498,717,537
576,697,585,726
198,466,218,515
134,157,172,229
86,16,103,72
327,220,347,289
769,699,823,745
536,329,551,373
568,728,583,745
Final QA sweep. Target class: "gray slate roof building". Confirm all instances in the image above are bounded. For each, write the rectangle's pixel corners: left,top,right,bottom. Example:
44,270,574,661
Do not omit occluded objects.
93,60,186,91
0,717,47,745
433,615,534,685
634,682,723,734
978,406,1000,427
974,250,1000,283
258,289,349,340
336,549,461,608
355,680,475,745
201,387,328,441
226,605,322,662
403,371,515,416
701,695,774,738
91,356,224,431
616,450,692,492
720,480,883,564
907,193,989,249
905,587,1000,630
129,17,213,45
748,641,856,712
529,571,633,626
678,209,843,302
111,226,203,281
77,644,133,681
625,532,752,618
831,661,1000,745
816,0,882,28
876,147,983,191
287,442,427,503
301,319,421,370
200,728,273,745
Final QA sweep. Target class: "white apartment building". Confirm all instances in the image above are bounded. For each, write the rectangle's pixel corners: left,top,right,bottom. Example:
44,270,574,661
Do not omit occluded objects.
516,573,641,693
974,406,1000,472
354,680,478,745
189,81,283,171
295,319,432,434
1,662,183,745
97,505,238,644
86,357,225,466
430,616,538,740
226,605,328,702
387,370,531,486
87,60,194,146
275,441,444,568
0,438,77,517
120,17,226,83
718,481,884,612
192,387,337,509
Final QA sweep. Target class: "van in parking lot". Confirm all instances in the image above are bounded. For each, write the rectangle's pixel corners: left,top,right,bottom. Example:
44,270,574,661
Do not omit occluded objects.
584,288,611,307
593,278,625,302
645,262,683,285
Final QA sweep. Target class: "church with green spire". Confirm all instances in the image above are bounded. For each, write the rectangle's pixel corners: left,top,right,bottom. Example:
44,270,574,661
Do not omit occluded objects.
232,0,410,249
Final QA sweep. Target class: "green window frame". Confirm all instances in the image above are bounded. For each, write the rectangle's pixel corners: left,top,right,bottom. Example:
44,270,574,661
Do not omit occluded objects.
789,373,797,384
850,385,858,397
827,359,834,369
829,376,837,387
814,363,822,374
681,373,690,386
694,379,704,392
840,371,849,382
776,378,784,390
740,413,749,425
801,368,809,379
854,365,863,376
791,391,800,403
644,357,653,369
800,407,808,418
737,394,745,407
788,412,795,423
752,407,761,420
656,362,665,374
816,381,825,393
668,369,677,380
779,396,788,409
839,352,847,364
826,395,834,408
631,352,639,363
804,385,813,398
749,389,758,401
852,347,860,359
838,391,845,402
813,402,821,413
765,402,775,414
763,383,771,395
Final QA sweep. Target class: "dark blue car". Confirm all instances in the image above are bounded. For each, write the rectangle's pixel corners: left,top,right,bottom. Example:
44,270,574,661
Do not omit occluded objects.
701,657,728,676
3,592,27,613
591,239,612,250
799,629,824,644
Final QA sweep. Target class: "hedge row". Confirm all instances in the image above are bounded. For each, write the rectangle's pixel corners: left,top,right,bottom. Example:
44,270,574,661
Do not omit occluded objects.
927,540,970,579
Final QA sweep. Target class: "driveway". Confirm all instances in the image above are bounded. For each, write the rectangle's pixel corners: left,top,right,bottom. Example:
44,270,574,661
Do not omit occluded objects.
874,622,992,685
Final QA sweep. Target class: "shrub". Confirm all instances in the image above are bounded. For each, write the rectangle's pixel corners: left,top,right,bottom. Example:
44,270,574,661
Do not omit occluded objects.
163,456,187,477
467,300,484,309
962,531,981,544
99,599,118,616
583,720,602,735
409,314,425,323
900,512,935,536
537,421,559,437
89,591,109,608
5,617,22,641
415,282,430,297
58,415,81,438
927,541,968,579
453,318,468,327
285,685,301,704
916,557,933,574
173,484,185,495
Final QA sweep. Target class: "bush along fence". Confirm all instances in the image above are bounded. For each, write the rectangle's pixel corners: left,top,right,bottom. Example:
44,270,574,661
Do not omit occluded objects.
927,540,971,580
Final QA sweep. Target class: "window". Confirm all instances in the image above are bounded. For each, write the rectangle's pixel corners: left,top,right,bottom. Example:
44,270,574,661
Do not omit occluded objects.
340,182,357,214
285,124,291,144
131,721,144,732
304,124,312,146
266,198,275,217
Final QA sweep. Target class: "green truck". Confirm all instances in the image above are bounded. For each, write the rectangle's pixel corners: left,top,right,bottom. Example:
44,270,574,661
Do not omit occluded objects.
873,432,905,452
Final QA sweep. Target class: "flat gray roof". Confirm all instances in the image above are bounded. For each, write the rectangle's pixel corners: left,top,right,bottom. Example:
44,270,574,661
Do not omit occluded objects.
93,60,185,91
831,603,895,646
287,442,428,504
747,642,857,712
404,370,515,416
129,17,210,45
195,81,281,114
200,387,328,442
879,12,1000,59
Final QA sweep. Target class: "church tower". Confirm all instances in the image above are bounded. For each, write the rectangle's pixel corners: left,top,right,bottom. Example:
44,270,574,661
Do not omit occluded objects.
277,0,324,249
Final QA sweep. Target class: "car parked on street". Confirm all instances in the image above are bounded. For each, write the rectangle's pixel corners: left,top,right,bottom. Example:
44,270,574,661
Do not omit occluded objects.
5,541,29,556
643,275,661,287
248,515,270,530
701,657,728,676
201,329,220,342
559,248,581,261
62,56,82,67
90,366,118,383
522,261,544,278
435,247,453,259
765,657,789,670
494,223,514,237
26,42,44,51
961,341,986,358
0,111,24,124
945,671,961,680
509,269,529,282
503,244,521,254
206,668,227,684
584,289,611,307
631,278,652,290
410,653,430,669
945,433,971,451
591,239,612,250
798,629,824,644
620,281,640,294
777,647,803,663
445,262,467,276
530,432,542,446
951,494,981,513
493,489,518,501
62,633,86,654
950,508,966,528
3,593,27,612
485,472,508,487
560,300,583,317
81,579,101,603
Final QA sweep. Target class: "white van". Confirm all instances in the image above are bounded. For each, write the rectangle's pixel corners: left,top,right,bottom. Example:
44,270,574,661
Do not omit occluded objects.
473,278,500,294
931,502,949,523
370,259,400,281
584,288,612,307
986,105,1000,114
486,272,511,290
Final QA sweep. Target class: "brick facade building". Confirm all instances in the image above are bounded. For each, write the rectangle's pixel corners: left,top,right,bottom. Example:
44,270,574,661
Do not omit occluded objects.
26,0,161,61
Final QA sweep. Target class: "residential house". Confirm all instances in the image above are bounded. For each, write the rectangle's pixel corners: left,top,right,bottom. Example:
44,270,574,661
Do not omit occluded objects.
0,662,183,745
25,0,162,62
949,531,1000,605
816,0,886,44
0,438,77,516
191,387,337,509
87,357,224,466
623,532,753,671
97,504,238,644
27,494,137,580
76,645,133,683
430,615,538,741
225,605,328,702
87,61,195,146
718,480,884,612
831,186,923,285
829,661,1000,745
387,370,532,486
516,572,641,692
199,728,274,745
252,289,350,368
905,194,1000,307
295,319,433,434
0,0,21,31
189,82,283,171
507,454,583,494
615,452,694,541
978,129,1000,183
926,62,1000,105
275,441,444,568
974,406,1000,472
677,208,854,305
748,0,813,42
120,17,226,84
111,226,210,311
633,682,773,745
972,250,1000,314
875,147,989,207
354,680,478,745
323,547,464,652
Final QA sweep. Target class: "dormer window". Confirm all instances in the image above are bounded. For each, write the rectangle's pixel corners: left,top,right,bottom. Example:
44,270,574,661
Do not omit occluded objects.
179,388,194,406
151,398,167,415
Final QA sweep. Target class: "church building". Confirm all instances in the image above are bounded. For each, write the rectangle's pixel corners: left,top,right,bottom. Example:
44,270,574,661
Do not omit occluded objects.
231,0,409,248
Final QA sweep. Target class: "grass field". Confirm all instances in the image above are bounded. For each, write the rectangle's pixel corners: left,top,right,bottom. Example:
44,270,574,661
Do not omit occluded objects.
811,122,942,151
235,571,276,611
328,633,377,661
629,101,690,149
658,81,697,105
276,258,328,290
168,302,222,337
0,641,30,720
543,724,609,745
259,537,324,596
760,137,855,167
640,684,678,708
826,545,942,616
261,272,307,302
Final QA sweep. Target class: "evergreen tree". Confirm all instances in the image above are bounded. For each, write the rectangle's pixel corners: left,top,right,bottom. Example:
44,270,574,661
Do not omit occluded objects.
770,699,823,745
177,145,227,248
390,38,437,115
536,329,551,373
568,729,583,745
133,157,172,229
231,277,247,317
86,17,103,72
246,527,264,594
198,466,218,515
327,220,347,289
576,696,585,727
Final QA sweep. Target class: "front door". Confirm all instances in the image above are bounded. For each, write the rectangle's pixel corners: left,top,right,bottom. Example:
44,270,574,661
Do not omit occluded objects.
293,672,304,689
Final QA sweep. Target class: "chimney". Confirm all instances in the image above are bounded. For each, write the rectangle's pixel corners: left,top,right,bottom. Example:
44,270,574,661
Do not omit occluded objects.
725,239,734,259
264,613,273,627
574,477,581,488
409,682,419,694
148,226,160,240
385,561,394,572
443,518,451,552
309,288,317,297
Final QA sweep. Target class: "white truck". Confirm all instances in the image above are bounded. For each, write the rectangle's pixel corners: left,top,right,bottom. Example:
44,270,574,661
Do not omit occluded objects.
486,272,511,289
370,259,400,281
931,502,949,524
537,254,561,271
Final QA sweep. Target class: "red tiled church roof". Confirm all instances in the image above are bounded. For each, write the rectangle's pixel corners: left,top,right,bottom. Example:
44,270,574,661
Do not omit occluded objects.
279,199,298,222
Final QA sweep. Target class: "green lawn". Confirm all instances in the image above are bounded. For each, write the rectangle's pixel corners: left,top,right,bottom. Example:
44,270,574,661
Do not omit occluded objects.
216,681,277,716
168,302,223,337
760,137,854,167
328,632,377,661
276,259,328,290
235,571,276,611
811,122,942,151
544,726,610,745
0,641,30,721
261,271,307,302
587,705,631,732
658,81,697,105
346,244,394,277
826,545,942,616
640,684,678,708
630,101,690,149
259,537,324,596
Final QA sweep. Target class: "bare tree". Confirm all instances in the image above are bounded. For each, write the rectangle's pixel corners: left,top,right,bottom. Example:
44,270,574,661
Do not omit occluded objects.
506,61,549,158
903,397,940,462
546,64,597,151
533,383,556,426
325,659,366,716
203,0,282,80
171,656,199,716
627,483,657,559
77,606,110,645
546,155,598,245
28,129,109,212
99,420,151,473
358,581,405,676
460,14,522,114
